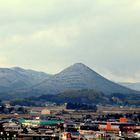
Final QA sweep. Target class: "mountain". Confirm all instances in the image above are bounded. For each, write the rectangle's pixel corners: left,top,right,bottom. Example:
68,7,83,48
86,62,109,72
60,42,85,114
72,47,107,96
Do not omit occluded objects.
117,82,140,91
0,67,52,92
28,63,139,95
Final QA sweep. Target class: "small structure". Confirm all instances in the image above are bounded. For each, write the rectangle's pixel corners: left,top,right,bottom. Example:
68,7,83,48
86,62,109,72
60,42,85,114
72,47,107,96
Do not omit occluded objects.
41,109,50,115
30,108,42,114
20,120,62,128
30,108,51,114
5,104,11,109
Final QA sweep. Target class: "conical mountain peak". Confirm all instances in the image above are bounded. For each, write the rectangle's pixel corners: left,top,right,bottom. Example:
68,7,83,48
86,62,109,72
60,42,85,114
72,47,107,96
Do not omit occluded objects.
32,63,139,95
0,63,139,99
68,63,90,69
58,63,96,76
70,63,87,67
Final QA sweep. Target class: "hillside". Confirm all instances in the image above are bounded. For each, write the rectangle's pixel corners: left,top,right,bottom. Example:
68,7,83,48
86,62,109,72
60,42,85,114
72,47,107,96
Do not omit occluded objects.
10,89,109,105
0,67,52,92
10,89,140,106
28,63,139,95
51,89,108,104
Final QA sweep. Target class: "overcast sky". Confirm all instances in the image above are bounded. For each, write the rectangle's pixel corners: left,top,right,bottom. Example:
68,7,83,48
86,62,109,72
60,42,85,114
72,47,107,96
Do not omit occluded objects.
0,0,140,83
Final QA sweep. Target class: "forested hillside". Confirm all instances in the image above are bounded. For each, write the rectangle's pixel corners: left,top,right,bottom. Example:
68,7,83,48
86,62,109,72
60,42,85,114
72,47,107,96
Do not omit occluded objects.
9,89,140,107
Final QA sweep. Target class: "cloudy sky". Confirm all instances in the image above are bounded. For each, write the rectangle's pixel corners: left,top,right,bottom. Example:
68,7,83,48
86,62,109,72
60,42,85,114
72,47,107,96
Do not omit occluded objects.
0,0,140,82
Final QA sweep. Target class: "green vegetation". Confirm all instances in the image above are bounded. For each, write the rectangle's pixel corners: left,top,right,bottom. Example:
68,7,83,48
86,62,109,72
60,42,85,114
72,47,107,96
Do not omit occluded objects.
66,102,97,111
0,89,139,107
0,104,27,114
10,99,37,106
52,89,108,104
108,93,140,106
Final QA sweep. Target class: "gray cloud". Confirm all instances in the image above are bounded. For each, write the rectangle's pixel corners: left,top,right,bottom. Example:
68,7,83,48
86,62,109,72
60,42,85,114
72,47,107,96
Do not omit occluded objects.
0,0,140,82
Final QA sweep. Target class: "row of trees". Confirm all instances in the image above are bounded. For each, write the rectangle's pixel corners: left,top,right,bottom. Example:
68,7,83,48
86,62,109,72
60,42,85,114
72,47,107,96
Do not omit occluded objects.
0,104,27,114
10,99,38,106
66,102,97,112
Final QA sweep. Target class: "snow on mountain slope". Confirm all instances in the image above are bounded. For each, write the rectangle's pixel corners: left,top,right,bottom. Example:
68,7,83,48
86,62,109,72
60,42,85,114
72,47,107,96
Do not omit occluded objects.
0,67,52,91
30,63,139,95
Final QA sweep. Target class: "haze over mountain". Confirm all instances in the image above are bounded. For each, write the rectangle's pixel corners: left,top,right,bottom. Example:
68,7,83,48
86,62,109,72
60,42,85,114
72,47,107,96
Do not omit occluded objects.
0,67,52,92
117,82,140,91
29,63,139,95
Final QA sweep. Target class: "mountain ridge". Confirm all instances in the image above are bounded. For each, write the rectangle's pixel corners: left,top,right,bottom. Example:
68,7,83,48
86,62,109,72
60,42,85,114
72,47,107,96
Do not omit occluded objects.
117,82,140,91
0,63,139,99
0,67,52,92
28,63,139,95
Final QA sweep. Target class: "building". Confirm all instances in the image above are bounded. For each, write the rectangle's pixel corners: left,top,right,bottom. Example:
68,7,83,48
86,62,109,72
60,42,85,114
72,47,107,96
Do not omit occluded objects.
96,118,136,133
41,109,50,115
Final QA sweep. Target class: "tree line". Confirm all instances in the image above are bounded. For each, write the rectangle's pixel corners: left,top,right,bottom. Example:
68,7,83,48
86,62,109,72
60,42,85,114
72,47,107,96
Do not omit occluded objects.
66,102,97,112
0,89,139,107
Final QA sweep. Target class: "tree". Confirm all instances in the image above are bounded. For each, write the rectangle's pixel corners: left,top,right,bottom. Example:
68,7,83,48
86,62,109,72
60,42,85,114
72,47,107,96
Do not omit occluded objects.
66,102,97,112
86,114,92,119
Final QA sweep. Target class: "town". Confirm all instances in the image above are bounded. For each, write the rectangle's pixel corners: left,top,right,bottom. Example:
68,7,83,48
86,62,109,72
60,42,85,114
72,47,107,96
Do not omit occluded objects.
0,103,139,140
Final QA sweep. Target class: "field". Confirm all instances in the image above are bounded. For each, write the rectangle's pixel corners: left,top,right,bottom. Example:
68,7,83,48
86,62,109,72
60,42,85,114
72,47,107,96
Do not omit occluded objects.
0,106,140,120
